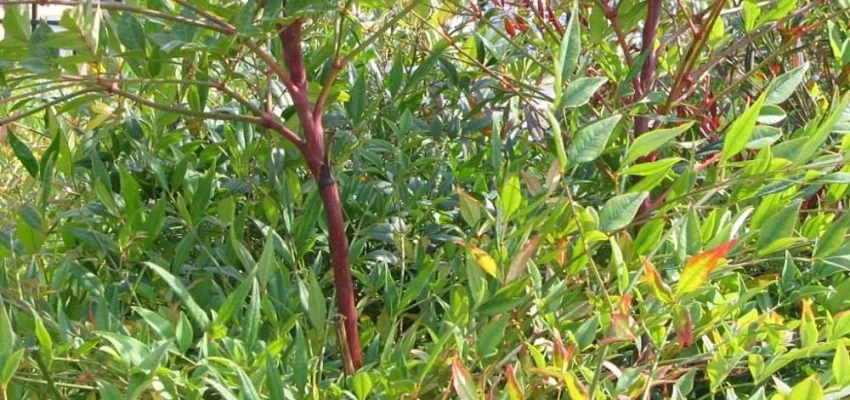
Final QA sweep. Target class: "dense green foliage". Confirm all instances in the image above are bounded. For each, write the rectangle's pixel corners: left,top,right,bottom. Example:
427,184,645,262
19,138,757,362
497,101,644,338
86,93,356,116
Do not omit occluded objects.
2,0,850,398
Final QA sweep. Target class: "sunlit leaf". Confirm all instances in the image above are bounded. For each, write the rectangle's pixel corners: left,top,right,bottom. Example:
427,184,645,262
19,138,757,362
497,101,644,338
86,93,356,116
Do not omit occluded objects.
675,240,737,298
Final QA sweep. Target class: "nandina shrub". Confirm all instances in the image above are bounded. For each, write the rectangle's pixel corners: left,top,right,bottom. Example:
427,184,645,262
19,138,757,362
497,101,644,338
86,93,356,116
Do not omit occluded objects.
1,0,850,399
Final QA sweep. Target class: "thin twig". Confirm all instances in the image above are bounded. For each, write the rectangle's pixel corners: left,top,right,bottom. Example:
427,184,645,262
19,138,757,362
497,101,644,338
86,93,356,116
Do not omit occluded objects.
0,89,100,126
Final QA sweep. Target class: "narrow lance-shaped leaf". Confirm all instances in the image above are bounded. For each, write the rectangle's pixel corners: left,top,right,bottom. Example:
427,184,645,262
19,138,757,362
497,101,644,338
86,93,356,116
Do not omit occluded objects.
564,372,590,400
799,298,818,348
500,174,522,219
675,240,737,298
722,90,768,163
7,131,39,178
505,363,524,400
672,305,693,348
834,343,850,386
452,358,478,400
545,110,568,172
456,186,482,227
642,258,674,304
144,262,211,332
562,77,607,108
765,62,809,105
623,122,695,165
506,235,541,283
567,114,622,165
598,192,648,232
0,348,24,388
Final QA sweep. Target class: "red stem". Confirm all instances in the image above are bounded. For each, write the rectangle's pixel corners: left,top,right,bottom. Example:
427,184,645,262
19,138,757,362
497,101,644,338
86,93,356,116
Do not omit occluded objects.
634,0,662,156
276,18,363,371
317,167,363,370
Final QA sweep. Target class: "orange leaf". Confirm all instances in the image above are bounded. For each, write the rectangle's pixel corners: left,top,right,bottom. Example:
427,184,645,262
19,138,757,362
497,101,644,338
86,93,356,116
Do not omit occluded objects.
642,258,674,304
675,240,737,299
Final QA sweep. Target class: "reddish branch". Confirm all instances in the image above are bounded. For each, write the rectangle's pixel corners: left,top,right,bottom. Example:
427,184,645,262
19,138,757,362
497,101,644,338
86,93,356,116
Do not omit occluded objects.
275,19,363,371
633,0,662,146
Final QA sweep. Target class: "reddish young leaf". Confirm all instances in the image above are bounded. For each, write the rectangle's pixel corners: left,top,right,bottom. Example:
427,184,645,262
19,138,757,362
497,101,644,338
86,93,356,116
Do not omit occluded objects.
505,363,524,400
506,235,541,283
673,305,694,348
452,358,478,400
675,240,737,299
642,258,674,304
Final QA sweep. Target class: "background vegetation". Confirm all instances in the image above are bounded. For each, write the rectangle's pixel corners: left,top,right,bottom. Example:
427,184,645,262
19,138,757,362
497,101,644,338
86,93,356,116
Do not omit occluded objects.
1,0,850,398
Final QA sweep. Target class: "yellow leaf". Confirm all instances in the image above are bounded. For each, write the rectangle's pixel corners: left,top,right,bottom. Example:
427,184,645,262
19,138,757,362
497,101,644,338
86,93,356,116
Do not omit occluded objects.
471,246,498,278
675,240,737,299
564,372,589,400
642,258,674,304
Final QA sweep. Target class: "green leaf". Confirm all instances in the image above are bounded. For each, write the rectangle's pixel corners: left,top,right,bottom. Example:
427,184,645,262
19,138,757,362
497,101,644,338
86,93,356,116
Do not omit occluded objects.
557,3,581,85
743,0,761,31
757,105,786,125
117,13,146,52
814,212,850,258
0,300,14,352
757,200,801,254
456,186,482,227
789,376,824,400
257,234,277,286
500,174,522,219
352,371,374,400
16,205,44,254
265,354,285,400
476,316,509,359
2,5,30,42
348,69,367,125
8,131,39,178
623,122,694,165
96,331,151,366
722,91,768,163
0,348,24,387
795,92,850,164
766,63,809,105
622,157,682,176
388,51,404,95
405,42,447,92
33,312,53,369
133,307,176,339
834,343,850,386
213,274,253,329
707,354,745,392
144,262,210,332
190,165,215,223
598,192,648,232
298,271,327,330
567,115,622,164
562,77,607,108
